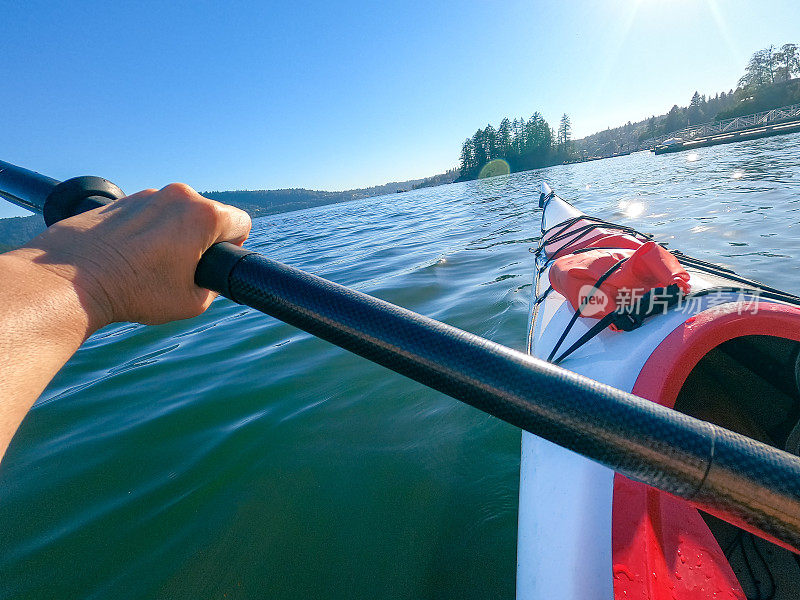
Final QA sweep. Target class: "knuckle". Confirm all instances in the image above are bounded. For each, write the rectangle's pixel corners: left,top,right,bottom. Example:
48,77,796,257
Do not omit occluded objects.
157,183,220,229
161,182,197,201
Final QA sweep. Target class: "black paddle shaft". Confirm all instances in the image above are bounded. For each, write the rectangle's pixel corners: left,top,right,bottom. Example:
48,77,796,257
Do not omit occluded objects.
3,158,800,553
196,244,800,553
0,160,124,224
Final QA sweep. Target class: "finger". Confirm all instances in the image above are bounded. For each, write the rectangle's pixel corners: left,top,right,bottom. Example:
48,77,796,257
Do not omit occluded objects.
196,288,219,312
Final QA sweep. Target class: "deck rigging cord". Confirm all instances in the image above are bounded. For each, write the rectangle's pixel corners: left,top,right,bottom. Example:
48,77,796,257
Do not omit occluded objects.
534,195,800,365
4,159,800,555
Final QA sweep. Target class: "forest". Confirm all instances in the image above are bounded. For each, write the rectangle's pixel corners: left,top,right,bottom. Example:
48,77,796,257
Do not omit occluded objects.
458,42,800,181
456,113,573,181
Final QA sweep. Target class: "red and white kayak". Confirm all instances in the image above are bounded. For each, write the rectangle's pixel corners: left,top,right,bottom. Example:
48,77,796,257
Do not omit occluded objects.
517,183,800,599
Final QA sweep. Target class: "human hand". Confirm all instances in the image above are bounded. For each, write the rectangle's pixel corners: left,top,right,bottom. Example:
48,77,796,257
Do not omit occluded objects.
16,183,251,329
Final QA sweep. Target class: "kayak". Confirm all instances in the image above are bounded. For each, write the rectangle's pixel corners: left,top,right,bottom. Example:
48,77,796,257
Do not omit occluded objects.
517,184,800,599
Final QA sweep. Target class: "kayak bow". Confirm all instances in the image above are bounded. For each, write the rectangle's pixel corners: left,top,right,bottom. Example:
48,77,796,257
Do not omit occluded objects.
520,183,800,599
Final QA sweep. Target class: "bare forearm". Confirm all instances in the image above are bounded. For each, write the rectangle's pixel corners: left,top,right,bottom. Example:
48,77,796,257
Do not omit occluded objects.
0,184,250,463
0,250,96,458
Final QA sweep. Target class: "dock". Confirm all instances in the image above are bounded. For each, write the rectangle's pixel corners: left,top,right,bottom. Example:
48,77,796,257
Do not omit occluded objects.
654,119,800,154
649,103,800,156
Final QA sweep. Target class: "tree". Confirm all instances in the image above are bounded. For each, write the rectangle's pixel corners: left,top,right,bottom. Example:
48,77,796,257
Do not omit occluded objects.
539,115,553,149
523,116,537,153
471,128,487,170
765,45,777,84
523,112,551,156
739,46,777,89
484,124,497,160
775,43,799,82
497,118,512,158
512,118,525,155
557,114,572,147
688,91,704,124
784,43,800,76
664,105,683,133
459,139,475,179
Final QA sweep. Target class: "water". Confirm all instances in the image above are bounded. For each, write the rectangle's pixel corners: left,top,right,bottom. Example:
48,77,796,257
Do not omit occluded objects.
2,134,800,599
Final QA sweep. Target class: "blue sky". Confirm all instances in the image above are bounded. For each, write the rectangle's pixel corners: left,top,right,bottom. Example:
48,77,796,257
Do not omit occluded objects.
1,0,798,217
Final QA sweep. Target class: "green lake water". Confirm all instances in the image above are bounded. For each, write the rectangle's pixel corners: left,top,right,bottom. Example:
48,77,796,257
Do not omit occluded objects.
2,133,800,599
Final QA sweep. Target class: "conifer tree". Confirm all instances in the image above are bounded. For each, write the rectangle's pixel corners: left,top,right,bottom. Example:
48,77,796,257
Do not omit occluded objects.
557,114,572,147
459,139,475,178
498,118,512,158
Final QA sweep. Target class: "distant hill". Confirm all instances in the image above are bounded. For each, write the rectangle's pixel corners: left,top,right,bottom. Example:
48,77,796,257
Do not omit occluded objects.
0,214,46,252
413,169,459,190
204,170,458,217
0,170,458,249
